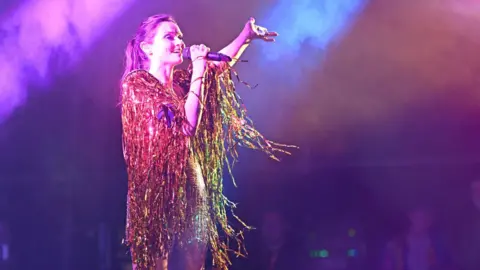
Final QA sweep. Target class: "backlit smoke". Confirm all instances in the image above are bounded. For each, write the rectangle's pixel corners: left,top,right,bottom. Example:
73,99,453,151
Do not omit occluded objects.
259,0,368,66
233,0,369,130
0,0,134,123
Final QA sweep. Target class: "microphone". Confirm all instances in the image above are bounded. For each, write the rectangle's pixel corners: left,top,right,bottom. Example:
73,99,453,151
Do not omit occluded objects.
182,47,232,62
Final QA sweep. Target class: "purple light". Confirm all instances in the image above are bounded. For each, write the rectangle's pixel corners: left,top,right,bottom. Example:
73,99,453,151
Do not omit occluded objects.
0,0,134,123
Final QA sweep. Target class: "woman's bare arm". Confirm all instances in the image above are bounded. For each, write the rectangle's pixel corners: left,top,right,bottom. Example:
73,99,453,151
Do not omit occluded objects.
215,17,278,69
183,44,209,136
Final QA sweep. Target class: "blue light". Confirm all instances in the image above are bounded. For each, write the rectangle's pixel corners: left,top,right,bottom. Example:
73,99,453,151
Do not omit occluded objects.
348,248,357,257
260,0,369,62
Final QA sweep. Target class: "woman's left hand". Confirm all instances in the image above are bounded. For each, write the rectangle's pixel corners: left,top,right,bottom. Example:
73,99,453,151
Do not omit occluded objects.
242,17,278,43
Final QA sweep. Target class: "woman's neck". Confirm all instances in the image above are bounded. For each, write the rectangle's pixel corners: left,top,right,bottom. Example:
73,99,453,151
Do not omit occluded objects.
149,63,174,89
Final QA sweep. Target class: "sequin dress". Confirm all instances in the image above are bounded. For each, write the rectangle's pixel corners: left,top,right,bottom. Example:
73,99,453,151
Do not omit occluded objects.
121,66,292,270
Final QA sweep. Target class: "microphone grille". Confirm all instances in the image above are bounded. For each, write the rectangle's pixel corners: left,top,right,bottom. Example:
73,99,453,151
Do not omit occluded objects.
182,47,190,59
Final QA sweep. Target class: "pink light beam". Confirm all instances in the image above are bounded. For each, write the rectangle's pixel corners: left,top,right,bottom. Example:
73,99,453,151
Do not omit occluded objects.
0,0,134,123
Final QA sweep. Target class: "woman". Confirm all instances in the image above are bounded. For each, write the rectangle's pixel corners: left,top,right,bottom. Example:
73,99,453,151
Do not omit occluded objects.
121,14,289,270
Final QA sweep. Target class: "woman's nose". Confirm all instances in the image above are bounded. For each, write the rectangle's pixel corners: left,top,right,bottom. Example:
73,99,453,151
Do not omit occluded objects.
174,38,184,46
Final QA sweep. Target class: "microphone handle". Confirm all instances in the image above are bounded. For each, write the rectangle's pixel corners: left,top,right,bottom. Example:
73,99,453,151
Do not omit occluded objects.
183,47,232,62
206,52,232,62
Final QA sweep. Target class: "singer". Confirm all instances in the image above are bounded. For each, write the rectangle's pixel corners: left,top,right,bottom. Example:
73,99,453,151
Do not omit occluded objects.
120,14,289,270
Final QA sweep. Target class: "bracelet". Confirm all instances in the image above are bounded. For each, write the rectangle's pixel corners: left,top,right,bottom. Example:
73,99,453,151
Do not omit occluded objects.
188,90,201,100
191,76,204,84
192,55,206,62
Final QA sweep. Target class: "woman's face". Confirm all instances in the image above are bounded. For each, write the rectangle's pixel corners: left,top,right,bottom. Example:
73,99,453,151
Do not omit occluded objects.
144,21,185,66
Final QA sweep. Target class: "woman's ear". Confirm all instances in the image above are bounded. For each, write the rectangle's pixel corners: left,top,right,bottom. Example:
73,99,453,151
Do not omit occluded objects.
140,41,152,56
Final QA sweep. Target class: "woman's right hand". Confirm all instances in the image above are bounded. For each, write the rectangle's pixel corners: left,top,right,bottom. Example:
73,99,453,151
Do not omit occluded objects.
190,44,210,73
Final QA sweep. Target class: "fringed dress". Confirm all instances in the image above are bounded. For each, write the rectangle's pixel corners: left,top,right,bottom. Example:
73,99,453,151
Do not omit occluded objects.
121,65,291,270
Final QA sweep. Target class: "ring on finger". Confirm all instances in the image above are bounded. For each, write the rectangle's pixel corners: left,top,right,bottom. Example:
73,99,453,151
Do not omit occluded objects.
257,27,268,36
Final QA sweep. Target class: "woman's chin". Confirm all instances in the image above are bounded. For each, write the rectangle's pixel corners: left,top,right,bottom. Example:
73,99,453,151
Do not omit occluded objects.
172,57,183,66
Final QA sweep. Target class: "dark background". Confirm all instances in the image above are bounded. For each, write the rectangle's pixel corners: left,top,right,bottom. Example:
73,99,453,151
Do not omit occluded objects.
0,0,479,269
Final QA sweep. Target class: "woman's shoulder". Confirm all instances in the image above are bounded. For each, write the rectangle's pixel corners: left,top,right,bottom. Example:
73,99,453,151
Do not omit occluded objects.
173,68,191,91
172,64,222,85
173,68,191,80
122,69,159,87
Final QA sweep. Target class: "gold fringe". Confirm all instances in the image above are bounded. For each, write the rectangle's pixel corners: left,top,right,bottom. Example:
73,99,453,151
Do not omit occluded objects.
120,66,296,270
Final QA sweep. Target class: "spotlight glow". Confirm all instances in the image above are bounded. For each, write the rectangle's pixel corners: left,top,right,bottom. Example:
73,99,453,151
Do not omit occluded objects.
0,0,134,123
260,0,368,62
